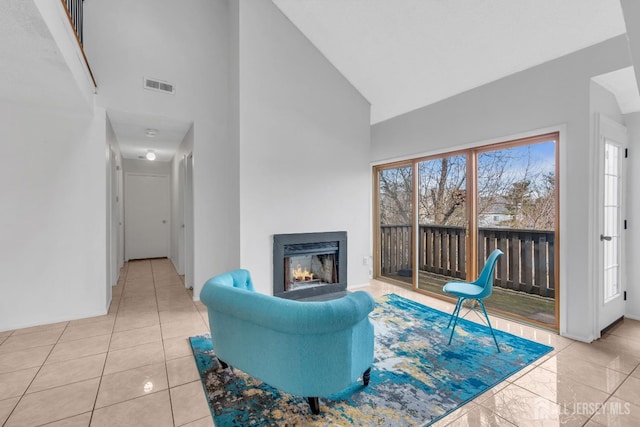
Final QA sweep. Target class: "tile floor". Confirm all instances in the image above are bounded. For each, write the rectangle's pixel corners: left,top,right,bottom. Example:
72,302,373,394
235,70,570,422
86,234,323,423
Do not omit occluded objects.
0,258,638,426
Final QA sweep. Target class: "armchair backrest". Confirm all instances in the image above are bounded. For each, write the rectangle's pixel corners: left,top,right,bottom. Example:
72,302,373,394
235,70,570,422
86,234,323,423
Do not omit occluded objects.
205,268,255,291
474,249,503,299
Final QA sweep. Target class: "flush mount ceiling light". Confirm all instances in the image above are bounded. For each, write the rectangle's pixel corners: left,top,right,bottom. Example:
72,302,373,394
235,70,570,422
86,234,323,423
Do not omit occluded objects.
146,150,156,161
145,128,158,137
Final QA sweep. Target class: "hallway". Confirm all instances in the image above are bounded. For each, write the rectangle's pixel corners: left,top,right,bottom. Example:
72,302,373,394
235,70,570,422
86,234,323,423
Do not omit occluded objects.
0,259,212,426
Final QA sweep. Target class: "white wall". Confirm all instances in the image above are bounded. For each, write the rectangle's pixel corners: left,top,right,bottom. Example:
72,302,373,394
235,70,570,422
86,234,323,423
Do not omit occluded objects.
371,36,632,342
122,158,171,175
236,1,372,295
0,102,107,331
84,0,238,300
623,112,640,320
170,125,195,277
106,115,123,298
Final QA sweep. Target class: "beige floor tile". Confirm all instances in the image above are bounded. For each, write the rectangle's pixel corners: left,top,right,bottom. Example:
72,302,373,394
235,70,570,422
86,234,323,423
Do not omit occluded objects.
10,321,67,336
0,334,10,346
430,402,479,426
0,327,65,353
444,403,516,426
0,367,39,400
539,353,627,393
609,318,640,338
472,380,509,404
103,340,165,375
114,312,160,332
157,298,197,312
5,378,99,427
90,390,174,427
160,318,208,341
109,324,162,351
122,288,157,299
170,380,212,426
107,300,120,315
95,362,168,408
0,345,52,374
159,310,202,325
68,314,116,327
560,342,640,374
47,334,110,363
589,397,640,427
59,320,114,342
180,416,214,427
514,366,610,408
632,365,640,380
592,334,640,357
28,353,106,393
163,336,194,360
479,383,589,426
42,412,91,426
614,376,640,404
166,355,200,387
0,397,20,425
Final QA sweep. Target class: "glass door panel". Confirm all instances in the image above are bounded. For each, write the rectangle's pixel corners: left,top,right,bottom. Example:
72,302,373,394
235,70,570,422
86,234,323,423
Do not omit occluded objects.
416,155,467,295
377,165,413,284
476,139,557,325
603,141,621,303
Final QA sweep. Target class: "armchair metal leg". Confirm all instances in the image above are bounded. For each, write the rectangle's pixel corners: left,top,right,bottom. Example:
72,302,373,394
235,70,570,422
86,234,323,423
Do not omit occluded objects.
307,397,320,414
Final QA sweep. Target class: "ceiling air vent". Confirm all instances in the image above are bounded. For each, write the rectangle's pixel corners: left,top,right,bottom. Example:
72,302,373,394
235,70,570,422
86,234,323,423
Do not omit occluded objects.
143,77,175,95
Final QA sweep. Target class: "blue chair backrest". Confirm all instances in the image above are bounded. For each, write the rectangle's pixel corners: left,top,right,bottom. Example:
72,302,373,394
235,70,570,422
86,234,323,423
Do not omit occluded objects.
474,249,503,299
205,269,255,291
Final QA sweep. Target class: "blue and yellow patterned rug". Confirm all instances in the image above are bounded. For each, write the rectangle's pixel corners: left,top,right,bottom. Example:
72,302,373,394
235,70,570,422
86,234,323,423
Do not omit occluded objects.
190,294,553,426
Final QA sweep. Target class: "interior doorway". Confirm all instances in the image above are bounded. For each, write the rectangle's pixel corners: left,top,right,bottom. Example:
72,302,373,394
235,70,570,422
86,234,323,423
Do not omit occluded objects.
124,173,170,260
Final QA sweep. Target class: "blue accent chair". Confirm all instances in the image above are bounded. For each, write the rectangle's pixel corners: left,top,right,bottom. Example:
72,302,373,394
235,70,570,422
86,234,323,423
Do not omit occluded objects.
443,249,503,352
200,269,375,414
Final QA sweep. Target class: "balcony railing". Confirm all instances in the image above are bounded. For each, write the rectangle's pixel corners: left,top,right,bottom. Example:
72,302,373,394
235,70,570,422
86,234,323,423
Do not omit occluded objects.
380,225,555,298
62,0,84,44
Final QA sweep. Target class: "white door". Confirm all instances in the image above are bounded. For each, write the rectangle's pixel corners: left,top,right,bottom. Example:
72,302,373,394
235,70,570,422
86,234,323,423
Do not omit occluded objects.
597,115,627,333
125,174,170,260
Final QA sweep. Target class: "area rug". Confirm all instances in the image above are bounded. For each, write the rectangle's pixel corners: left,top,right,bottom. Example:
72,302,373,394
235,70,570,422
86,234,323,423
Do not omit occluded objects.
190,294,553,426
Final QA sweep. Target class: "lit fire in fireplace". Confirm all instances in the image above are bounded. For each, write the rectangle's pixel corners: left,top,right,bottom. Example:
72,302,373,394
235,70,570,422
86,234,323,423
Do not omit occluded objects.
292,264,314,282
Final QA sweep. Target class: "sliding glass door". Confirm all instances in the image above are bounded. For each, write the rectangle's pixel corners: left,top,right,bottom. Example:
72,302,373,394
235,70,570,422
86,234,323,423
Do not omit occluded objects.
476,138,557,325
416,154,468,296
378,164,413,284
375,133,558,328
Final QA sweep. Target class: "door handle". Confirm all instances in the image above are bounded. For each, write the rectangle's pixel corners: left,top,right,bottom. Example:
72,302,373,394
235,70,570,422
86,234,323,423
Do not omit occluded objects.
600,235,612,241
162,220,167,224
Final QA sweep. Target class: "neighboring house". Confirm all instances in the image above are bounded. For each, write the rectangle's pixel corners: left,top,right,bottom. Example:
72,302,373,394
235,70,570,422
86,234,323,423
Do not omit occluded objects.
1,0,640,346
477,197,513,228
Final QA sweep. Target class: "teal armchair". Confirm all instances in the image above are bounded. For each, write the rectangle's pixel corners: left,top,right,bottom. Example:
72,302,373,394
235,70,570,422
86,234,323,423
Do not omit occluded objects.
200,269,375,414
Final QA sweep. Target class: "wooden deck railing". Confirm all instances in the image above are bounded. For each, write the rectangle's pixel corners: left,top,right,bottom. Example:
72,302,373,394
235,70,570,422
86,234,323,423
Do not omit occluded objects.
380,225,555,298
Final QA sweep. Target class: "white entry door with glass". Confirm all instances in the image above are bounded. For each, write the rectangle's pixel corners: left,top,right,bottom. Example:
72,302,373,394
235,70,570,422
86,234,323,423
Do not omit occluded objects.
597,115,627,333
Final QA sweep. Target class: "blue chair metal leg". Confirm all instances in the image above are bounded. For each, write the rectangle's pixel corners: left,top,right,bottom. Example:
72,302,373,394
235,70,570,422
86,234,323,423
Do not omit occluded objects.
448,297,465,345
447,298,463,328
478,300,500,352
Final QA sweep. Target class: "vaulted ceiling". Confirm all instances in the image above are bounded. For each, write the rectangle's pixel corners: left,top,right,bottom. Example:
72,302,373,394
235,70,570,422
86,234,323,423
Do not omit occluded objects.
273,0,632,123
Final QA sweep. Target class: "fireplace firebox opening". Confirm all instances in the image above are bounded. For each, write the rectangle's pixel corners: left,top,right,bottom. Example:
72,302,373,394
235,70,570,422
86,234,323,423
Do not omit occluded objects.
273,231,347,300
